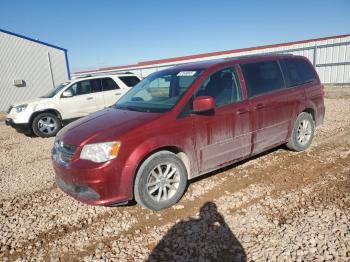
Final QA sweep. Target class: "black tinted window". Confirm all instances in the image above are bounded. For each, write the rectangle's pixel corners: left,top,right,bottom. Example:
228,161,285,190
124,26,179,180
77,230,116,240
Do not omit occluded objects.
283,58,317,87
196,67,242,107
241,61,284,97
91,79,102,92
68,80,92,96
119,76,140,87
102,78,120,91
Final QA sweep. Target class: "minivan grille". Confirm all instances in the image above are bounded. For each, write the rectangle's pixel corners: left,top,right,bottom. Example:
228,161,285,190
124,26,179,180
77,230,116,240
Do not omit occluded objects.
52,139,76,167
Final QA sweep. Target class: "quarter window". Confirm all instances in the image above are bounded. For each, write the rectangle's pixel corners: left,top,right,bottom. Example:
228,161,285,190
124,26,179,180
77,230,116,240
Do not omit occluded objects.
195,67,242,107
102,78,120,91
241,61,284,98
283,58,317,87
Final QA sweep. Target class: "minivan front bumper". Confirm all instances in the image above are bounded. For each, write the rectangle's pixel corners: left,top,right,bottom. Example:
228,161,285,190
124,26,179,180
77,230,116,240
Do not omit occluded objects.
55,175,101,200
52,157,133,206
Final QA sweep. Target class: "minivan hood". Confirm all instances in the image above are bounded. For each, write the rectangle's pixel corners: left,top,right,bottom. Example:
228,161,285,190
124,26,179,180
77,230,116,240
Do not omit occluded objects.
58,107,162,146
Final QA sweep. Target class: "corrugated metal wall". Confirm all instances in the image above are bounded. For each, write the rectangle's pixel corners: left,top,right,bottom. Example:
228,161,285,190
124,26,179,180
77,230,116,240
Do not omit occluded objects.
0,31,69,111
75,35,350,84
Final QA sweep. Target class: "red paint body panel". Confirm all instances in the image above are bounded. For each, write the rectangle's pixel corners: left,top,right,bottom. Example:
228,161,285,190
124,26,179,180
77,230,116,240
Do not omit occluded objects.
53,55,325,206
193,100,252,172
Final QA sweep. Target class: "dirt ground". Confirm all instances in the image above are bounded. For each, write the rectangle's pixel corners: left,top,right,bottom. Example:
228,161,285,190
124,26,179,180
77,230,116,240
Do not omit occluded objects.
0,89,349,261
0,112,6,121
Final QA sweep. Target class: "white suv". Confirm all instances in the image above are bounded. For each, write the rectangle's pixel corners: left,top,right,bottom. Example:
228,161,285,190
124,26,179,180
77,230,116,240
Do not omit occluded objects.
5,74,141,137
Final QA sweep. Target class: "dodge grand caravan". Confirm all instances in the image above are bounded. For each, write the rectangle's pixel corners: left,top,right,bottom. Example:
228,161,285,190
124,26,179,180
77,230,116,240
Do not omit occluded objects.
52,54,325,211
6,74,141,137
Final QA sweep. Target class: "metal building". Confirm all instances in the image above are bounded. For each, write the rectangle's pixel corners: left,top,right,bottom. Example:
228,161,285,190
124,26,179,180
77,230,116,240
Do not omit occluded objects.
74,34,350,84
0,29,70,111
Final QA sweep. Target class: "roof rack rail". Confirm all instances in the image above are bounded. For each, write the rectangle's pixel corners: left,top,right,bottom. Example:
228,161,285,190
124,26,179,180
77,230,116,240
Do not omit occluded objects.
224,53,294,60
74,74,93,78
72,71,138,79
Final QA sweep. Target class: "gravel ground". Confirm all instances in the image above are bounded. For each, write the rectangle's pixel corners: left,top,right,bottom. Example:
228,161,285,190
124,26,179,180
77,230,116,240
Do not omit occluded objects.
0,95,350,262
0,112,5,121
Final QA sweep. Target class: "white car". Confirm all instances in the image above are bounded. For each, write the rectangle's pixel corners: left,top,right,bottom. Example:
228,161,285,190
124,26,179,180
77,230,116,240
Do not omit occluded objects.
5,74,141,137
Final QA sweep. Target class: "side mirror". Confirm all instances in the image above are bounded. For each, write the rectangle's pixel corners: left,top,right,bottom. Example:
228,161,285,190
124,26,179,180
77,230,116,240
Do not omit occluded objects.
192,96,215,113
62,90,73,98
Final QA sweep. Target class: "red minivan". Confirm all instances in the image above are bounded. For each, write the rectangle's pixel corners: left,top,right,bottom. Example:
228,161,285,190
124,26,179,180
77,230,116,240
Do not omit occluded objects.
52,54,325,210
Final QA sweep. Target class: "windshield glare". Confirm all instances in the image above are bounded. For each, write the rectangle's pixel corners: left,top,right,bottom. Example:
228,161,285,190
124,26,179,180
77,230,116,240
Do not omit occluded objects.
41,82,71,98
115,70,202,113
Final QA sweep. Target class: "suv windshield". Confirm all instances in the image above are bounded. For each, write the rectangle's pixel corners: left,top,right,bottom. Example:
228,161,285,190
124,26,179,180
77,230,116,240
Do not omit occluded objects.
115,69,202,113
41,82,71,98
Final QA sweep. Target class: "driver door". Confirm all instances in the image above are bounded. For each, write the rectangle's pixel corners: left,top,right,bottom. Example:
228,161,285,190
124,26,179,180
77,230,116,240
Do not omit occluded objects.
192,66,252,172
60,80,99,119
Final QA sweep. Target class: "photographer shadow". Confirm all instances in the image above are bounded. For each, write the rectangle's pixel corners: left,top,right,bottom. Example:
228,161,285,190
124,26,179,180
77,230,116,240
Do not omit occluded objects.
147,202,246,262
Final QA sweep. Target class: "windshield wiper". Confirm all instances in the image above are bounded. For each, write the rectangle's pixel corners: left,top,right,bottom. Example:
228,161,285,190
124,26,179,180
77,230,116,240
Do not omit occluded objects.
116,105,146,112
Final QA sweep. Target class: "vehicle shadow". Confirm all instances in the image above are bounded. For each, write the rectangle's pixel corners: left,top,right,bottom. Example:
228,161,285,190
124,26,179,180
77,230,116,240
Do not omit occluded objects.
147,202,246,262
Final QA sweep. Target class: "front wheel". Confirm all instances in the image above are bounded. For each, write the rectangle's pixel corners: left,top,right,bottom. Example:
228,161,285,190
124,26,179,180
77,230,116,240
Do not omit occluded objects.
287,112,315,151
32,113,61,138
134,151,188,211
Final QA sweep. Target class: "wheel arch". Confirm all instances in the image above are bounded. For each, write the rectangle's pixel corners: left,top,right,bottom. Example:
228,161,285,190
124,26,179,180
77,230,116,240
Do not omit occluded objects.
302,107,315,122
127,145,192,200
29,109,63,125
135,146,192,181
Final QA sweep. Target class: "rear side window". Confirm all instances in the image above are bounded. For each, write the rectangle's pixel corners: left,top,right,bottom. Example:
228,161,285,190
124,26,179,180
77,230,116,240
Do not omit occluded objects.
119,76,140,87
102,78,120,91
283,58,317,87
241,61,284,98
91,79,102,92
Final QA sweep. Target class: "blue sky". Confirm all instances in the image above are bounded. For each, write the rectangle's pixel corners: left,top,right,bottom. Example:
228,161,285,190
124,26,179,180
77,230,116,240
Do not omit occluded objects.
1,0,349,72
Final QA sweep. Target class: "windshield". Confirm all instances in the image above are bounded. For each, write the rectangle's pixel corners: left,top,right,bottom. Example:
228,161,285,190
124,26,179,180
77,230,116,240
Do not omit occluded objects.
115,69,202,113
41,82,71,98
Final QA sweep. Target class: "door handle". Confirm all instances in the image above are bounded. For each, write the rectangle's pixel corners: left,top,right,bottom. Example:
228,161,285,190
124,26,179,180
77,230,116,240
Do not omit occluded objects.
115,92,122,96
255,104,265,109
236,109,249,115
86,97,93,100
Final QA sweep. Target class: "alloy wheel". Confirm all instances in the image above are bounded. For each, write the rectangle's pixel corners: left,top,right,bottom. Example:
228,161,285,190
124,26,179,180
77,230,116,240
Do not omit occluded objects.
297,119,312,145
146,163,181,202
37,116,57,135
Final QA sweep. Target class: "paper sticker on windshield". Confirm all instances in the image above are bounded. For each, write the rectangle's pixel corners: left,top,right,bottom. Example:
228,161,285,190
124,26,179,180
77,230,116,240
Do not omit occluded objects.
177,71,197,76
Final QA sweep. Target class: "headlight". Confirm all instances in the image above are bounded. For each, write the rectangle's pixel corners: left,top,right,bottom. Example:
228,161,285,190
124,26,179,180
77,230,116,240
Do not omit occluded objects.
15,104,28,113
80,142,121,163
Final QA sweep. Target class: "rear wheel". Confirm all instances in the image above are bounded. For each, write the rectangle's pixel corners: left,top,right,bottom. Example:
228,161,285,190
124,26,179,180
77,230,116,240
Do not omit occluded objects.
32,113,61,138
287,112,315,151
134,151,188,211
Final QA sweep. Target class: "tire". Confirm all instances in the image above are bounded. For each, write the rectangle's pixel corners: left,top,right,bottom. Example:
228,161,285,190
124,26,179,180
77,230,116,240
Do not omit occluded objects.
32,113,62,138
134,151,188,211
287,112,315,151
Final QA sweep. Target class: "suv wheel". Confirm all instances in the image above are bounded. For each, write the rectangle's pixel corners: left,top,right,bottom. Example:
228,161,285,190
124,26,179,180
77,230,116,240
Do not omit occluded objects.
32,113,61,138
134,151,188,211
287,112,315,151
